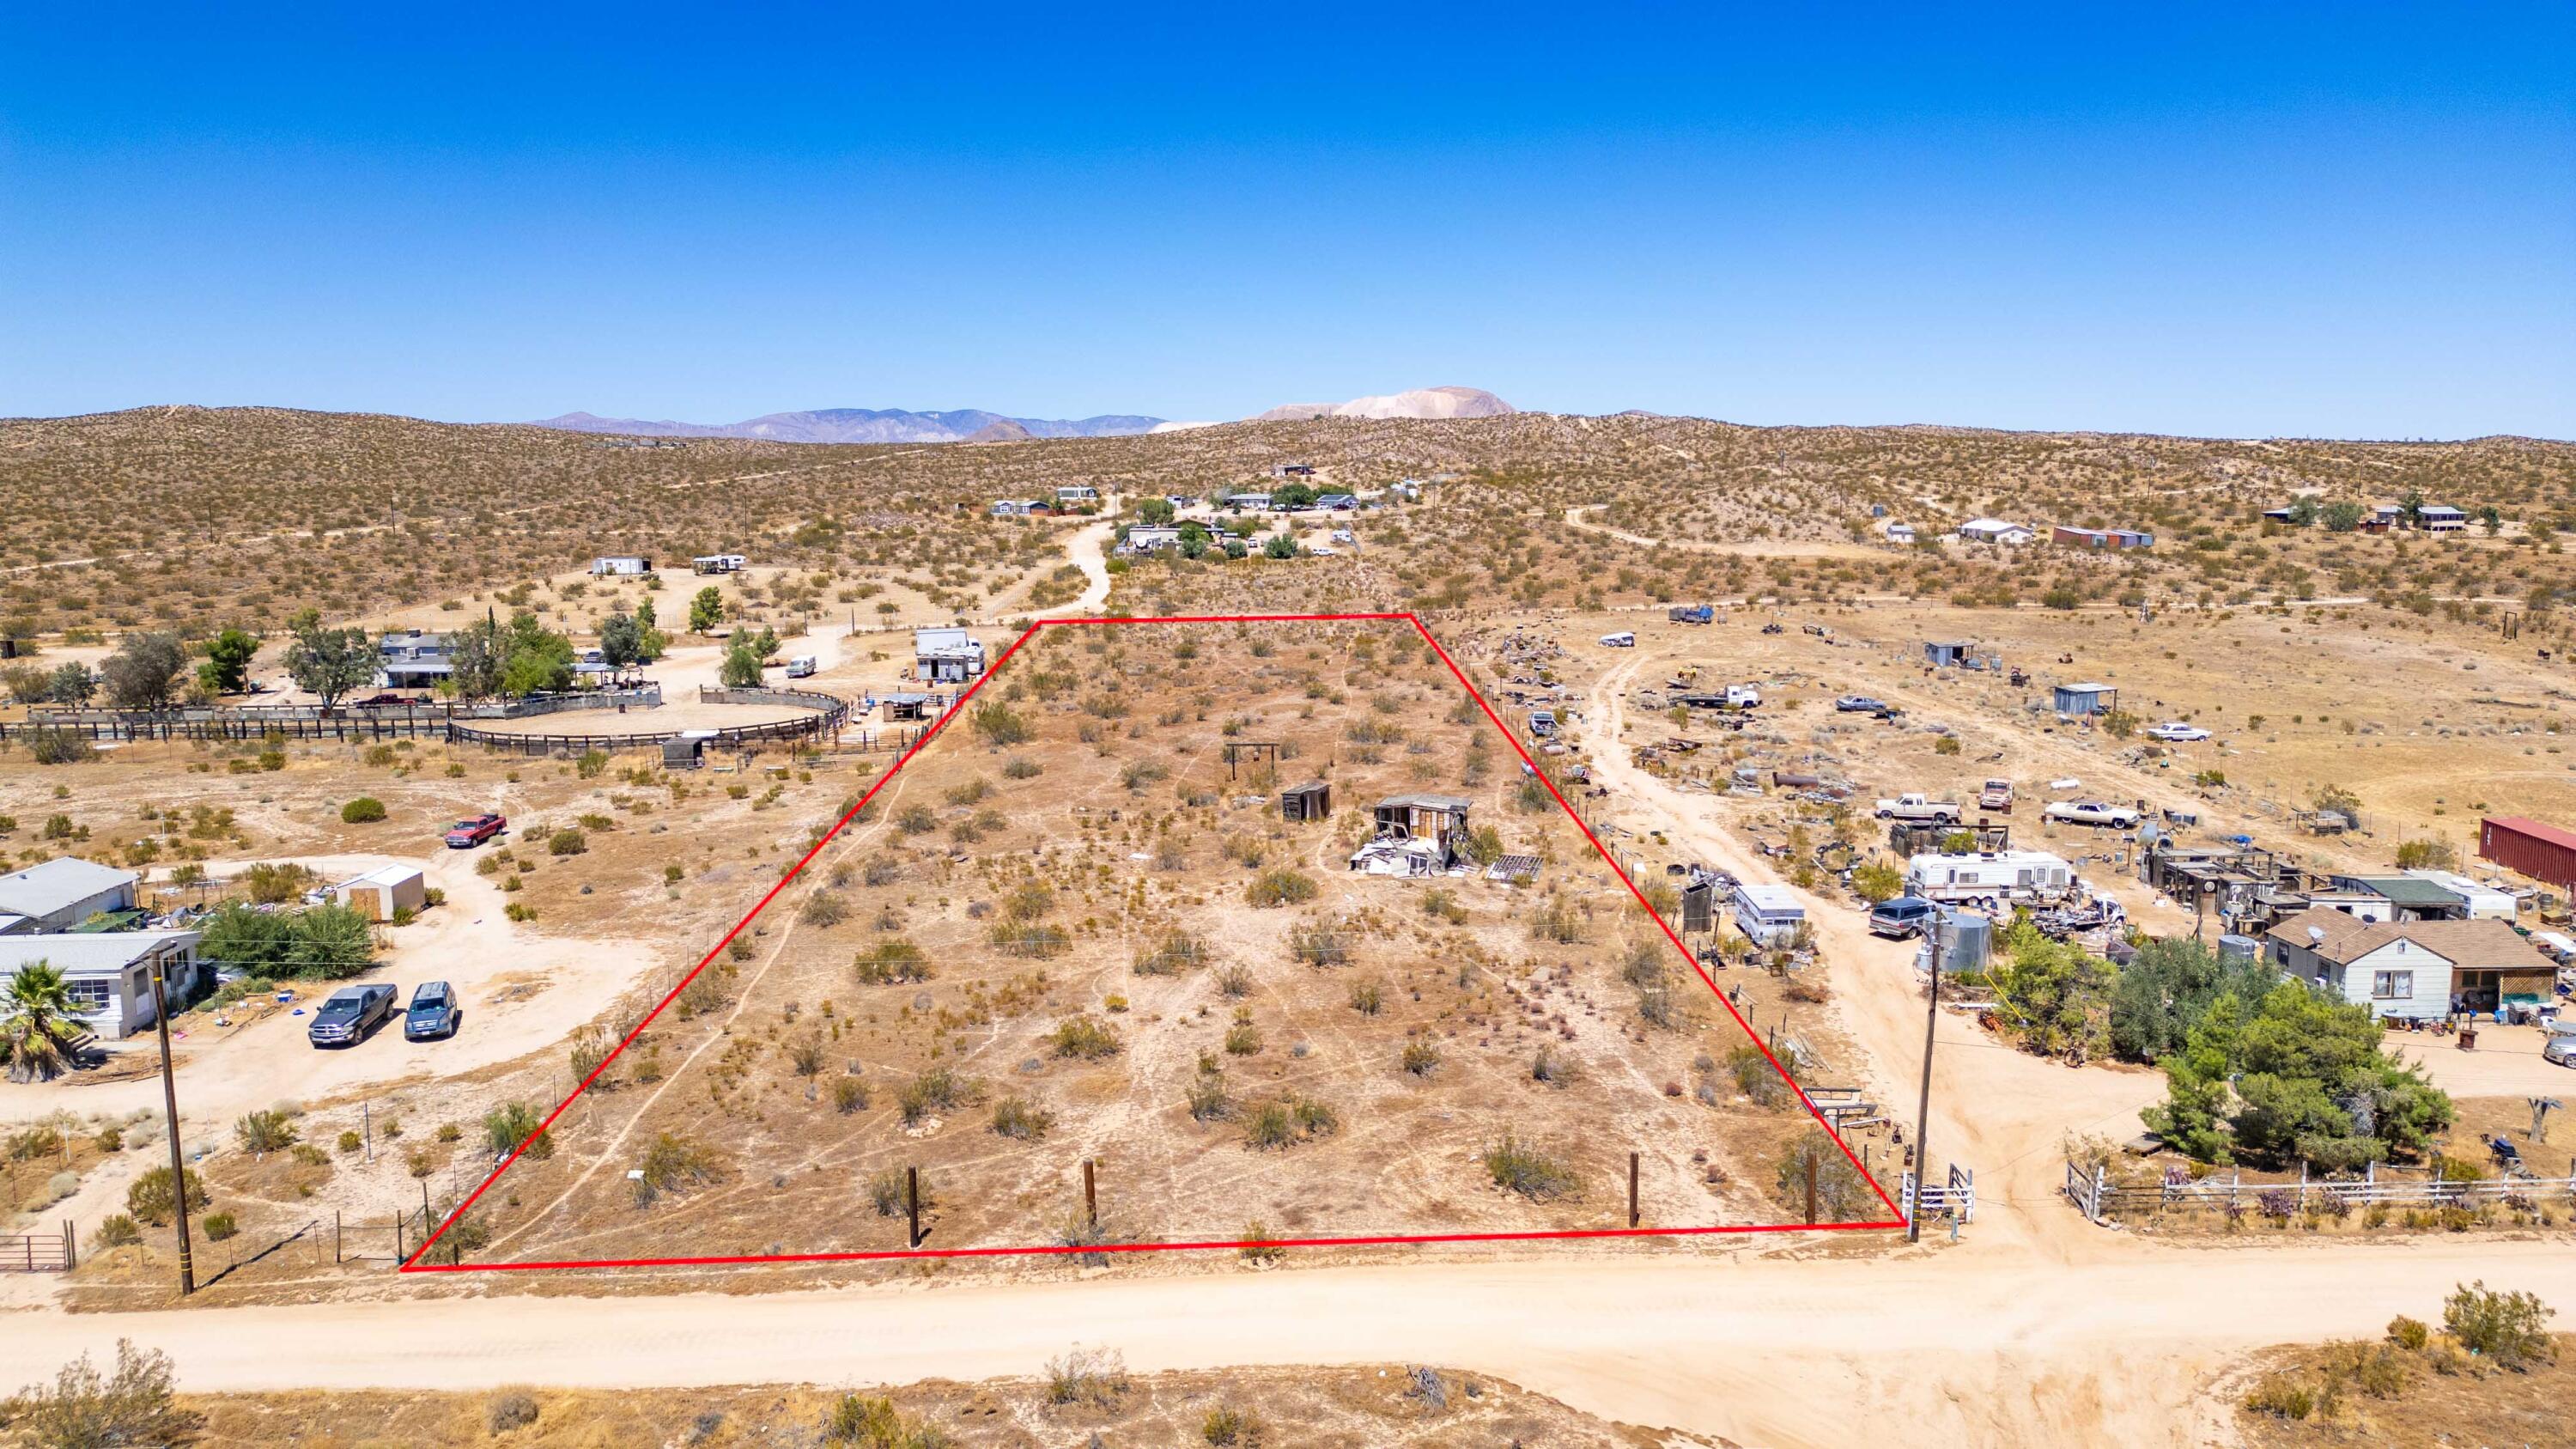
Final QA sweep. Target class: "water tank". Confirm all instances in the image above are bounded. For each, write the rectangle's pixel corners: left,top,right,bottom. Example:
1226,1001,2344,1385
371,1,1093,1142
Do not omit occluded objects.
1935,910,1992,974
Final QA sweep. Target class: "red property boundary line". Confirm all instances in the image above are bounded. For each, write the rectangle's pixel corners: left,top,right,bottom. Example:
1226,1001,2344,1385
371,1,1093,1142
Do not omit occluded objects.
404,611,1903,1272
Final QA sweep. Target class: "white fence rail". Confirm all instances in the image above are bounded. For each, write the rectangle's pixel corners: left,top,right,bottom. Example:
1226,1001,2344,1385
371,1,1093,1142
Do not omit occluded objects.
2064,1159,2576,1223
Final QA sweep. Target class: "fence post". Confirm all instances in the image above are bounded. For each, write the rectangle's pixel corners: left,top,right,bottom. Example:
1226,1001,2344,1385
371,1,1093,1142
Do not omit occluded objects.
62,1220,75,1271
1629,1151,1641,1228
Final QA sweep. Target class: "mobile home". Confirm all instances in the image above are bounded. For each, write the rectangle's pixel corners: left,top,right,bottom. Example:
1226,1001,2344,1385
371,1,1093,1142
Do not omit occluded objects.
1904,849,2078,903
1732,882,1807,947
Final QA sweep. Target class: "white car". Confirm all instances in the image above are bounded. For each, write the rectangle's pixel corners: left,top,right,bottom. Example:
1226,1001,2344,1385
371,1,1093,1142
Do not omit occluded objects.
2044,800,2142,829
2145,721,2211,742
1309,546,1336,556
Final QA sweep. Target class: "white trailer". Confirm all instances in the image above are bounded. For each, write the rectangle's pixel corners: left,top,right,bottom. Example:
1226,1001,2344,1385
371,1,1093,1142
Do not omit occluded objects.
1904,849,2078,904
1732,881,1807,947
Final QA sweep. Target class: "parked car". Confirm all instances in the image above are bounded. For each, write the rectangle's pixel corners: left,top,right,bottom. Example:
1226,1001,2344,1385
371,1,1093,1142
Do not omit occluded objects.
1834,695,1887,713
2044,800,2142,829
1978,779,2015,813
1869,896,1940,939
1874,793,1962,824
1600,631,1636,648
2544,1033,2576,1068
444,813,507,849
404,980,459,1041
2145,721,2212,742
308,984,398,1048
784,654,817,679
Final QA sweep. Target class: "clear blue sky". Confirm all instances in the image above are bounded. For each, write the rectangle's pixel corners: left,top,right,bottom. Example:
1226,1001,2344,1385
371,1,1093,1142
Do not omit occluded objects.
3,3,2569,438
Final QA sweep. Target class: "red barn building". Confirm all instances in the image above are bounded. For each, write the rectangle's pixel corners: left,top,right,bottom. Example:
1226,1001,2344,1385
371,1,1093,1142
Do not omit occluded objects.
2480,816,2576,892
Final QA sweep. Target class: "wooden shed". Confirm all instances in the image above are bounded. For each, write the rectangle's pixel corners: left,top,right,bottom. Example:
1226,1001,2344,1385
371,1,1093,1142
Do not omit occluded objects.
1280,781,1330,823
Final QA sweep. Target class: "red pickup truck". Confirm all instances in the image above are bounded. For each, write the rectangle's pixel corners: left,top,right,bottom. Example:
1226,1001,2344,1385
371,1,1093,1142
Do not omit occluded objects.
443,813,507,849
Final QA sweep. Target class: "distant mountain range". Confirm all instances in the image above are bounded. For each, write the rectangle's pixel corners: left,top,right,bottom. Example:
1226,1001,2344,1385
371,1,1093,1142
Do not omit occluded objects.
531,387,1516,443
530,408,1165,444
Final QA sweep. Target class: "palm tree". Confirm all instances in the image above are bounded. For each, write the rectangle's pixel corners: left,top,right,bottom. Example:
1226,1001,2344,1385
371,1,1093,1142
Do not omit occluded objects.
3,962,84,1084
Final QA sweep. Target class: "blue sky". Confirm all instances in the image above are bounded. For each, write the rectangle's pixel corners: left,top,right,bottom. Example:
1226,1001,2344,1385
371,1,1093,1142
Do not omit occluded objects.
3,4,2569,437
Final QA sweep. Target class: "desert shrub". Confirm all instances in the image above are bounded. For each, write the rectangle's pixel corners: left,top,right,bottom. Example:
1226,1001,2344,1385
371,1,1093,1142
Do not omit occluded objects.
125,1165,206,1226
1348,981,1384,1016
1531,1045,1572,1086
338,796,387,824
1048,1016,1121,1060
866,1168,916,1216
568,1026,614,1089
862,855,902,886
970,701,1033,746
1400,1040,1441,1077
547,828,586,855
990,1095,1054,1141
1771,1130,1877,1221
1238,1220,1283,1263
898,1068,978,1125
2442,1280,2555,1368
1420,887,1468,924
677,967,729,1017
1224,1020,1261,1056
988,922,1071,958
1286,923,1349,967
0,1339,198,1446
787,1035,826,1077
832,1075,870,1113
1212,964,1253,997
1200,1405,1261,1446
632,1132,719,1205
234,1109,297,1156
1728,1043,1794,1106
2387,1314,2430,1351
28,728,98,765
854,939,933,984
1132,931,1202,976
488,1389,540,1434
896,805,937,834
2241,1374,2313,1420
91,1215,142,1249
201,1211,238,1242
1187,1068,1233,1122
1483,1132,1578,1200
1244,1095,1336,1150
1528,893,1587,944
1244,869,1317,908
822,1392,951,1448
483,1101,554,1161
1001,756,1042,779
1044,1345,1130,1408
801,891,849,928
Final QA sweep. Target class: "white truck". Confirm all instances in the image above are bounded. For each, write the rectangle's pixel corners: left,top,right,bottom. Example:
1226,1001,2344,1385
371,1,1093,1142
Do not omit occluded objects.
1723,683,1762,709
1874,792,1962,825
784,655,818,679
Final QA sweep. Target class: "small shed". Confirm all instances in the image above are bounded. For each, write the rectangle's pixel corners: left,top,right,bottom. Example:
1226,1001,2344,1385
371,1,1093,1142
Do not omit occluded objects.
335,865,426,923
1923,640,1976,667
664,729,716,770
2054,682,2117,715
1371,794,1473,863
879,691,940,722
1280,781,1330,823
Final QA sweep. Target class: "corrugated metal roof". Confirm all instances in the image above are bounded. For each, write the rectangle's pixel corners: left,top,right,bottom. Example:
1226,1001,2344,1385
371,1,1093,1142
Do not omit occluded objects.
2489,816,2576,854
0,857,138,920
0,929,197,975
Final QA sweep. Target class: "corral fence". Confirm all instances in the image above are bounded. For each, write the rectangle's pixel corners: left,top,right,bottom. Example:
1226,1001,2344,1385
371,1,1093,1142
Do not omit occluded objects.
2,686,665,745
1901,1164,1976,1224
2063,1159,2576,1224
0,1222,75,1272
448,684,852,756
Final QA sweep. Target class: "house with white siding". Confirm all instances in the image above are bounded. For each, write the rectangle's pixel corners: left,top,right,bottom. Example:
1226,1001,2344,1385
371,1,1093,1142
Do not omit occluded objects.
2265,907,2556,1021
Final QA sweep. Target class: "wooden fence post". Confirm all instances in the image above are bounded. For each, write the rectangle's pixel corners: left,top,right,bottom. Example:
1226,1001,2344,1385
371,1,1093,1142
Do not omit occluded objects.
907,1166,920,1248
1083,1159,1097,1229
1629,1152,1641,1228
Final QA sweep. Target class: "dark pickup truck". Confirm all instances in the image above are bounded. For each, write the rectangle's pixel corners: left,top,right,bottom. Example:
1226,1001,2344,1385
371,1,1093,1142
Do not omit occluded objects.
308,984,398,1048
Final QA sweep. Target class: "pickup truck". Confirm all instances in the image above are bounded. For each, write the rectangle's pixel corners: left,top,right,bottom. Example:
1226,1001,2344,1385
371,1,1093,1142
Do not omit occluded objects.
444,813,507,849
2044,799,2142,829
1874,793,1962,824
1722,684,1761,709
1979,779,2014,813
308,984,398,1048
1528,709,1556,739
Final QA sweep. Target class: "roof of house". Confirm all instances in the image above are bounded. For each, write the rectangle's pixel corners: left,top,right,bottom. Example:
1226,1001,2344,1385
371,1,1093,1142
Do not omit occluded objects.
2344,875,2466,909
0,929,198,977
1281,780,1329,796
2057,681,2115,694
348,864,423,890
2488,816,2576,855
1377,793,1472,813
1959,517,2028,533
2264,908,2552,971
0,858,139,920
913,627,979,653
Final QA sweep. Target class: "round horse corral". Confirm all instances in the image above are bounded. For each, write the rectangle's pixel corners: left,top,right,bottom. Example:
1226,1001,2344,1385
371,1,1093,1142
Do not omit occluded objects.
447,688,849,755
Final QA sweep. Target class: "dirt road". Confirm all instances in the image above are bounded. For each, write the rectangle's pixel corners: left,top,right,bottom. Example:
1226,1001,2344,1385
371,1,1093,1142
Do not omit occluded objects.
9,1243,2570,1446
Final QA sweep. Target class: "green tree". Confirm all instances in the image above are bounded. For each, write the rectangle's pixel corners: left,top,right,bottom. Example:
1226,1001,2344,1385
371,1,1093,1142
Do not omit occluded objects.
0,1339,200,1447
1177,521,1211,559
44,661,94,705
1272,481,1317,509
1849,860,1905,904
599,607,645,668
2286,496,2319,527
689,586,726,633
718,641,767,688
495,610,574,697
274,612,374,708
197,627,260,695
2320,500,2364,533
2106,935,2275,1064
98,632,187,711
2398,490,2426,527
1,961,84,1083
1984,921,2111,1061
1261,533,1299,560
1136,496,1176,527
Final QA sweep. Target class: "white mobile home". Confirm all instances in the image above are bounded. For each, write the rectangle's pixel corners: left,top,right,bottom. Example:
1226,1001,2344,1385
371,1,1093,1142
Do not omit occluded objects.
2403,869,2519,921
914,627,986,683
590,555,654,576
1732,882,1807,947
690,553,748,574
1905,849,2077,903
0,858,139,933
0,929,203,1041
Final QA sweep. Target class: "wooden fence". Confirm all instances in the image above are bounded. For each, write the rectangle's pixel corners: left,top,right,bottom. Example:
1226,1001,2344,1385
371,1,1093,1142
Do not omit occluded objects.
2064,1159,2576,1223
3,687,665,745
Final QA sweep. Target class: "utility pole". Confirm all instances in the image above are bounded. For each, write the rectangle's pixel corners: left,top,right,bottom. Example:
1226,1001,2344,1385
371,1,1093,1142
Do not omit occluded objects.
1908,928,1943,1244
146,959,194,1296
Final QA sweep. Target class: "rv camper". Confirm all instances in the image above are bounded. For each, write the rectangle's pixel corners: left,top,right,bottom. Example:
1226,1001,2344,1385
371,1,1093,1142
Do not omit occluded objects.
1904,849,2079,904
